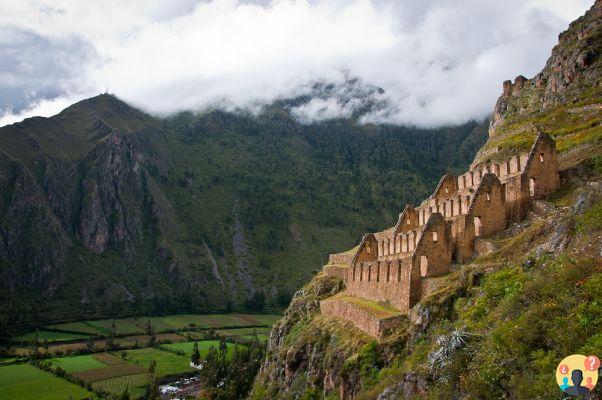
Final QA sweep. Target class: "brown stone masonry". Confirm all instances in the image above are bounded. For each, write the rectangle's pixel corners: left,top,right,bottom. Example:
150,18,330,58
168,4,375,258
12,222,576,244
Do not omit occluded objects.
321,133,560,339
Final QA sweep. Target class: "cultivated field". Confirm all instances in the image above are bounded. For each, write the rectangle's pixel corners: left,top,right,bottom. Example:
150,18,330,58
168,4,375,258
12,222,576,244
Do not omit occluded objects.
0,364,93,400
124,348,193,376
45,313,280,336
160,340,238,358
91,373,147,397
12,330,91,343
3,313,280,399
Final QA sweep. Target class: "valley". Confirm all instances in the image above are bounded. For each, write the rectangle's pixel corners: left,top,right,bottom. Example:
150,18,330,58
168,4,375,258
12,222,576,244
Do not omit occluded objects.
1,313,277,399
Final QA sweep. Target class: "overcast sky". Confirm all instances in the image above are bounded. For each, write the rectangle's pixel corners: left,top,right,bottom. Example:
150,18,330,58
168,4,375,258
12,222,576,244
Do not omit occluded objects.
0,0,594,127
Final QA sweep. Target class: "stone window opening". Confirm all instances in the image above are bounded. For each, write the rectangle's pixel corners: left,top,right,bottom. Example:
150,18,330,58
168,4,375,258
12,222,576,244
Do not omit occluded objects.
474,216,482,237
539,153,544,163
432,231,438,242
420,255,428,277
529,178,536,197
367,247,371,254
486,192,491,201
445,186,449,194
407,219,411,225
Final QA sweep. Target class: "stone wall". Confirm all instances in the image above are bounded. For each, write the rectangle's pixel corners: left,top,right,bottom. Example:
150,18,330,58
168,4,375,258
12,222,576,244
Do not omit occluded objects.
346,259,413,312
320,298,405,340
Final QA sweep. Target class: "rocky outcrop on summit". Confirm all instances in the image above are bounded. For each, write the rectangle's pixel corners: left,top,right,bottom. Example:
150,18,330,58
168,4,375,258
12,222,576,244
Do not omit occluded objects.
489,0,602,136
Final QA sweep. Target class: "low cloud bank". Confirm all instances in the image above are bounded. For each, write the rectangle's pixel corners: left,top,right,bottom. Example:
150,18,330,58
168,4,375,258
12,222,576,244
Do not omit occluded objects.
0,0,593,127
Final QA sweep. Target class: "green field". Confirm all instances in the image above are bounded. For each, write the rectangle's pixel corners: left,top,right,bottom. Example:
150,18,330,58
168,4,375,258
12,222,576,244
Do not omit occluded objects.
243,333,269,341
0,364,93,400
91,373,147,397
41,314,281,337
123,348,193,376
217,327,271,336
12,330,91,343
45,322,102,335
160,340,239,358
49,354,106,373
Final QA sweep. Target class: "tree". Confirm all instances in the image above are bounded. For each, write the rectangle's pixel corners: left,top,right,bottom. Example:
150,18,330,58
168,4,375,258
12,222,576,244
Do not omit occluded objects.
146,360,159,400
191,341,201,366
146,320,156,347
86,337,95,352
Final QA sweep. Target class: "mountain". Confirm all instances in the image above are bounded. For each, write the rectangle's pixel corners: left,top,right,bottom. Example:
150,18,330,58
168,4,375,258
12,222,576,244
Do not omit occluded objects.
252,2,602,399
0,89,488,336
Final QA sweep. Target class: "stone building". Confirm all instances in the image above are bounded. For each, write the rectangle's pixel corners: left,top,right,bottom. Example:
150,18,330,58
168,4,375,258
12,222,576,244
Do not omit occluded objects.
321,133,560,339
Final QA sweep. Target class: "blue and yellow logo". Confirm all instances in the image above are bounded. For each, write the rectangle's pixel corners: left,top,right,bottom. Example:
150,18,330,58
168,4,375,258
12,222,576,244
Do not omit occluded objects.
556,354,599,396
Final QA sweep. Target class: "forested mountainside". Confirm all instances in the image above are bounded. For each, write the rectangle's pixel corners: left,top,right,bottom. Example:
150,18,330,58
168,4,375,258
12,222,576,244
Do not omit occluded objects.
0,89,487,336
252,2,602,399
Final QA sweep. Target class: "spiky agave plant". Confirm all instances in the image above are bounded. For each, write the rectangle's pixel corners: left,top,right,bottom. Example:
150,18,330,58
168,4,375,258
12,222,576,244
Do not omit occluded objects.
427,328,470,383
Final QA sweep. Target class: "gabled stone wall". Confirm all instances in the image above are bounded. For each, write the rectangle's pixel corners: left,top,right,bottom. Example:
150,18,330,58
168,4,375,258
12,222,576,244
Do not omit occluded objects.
321,133,560,339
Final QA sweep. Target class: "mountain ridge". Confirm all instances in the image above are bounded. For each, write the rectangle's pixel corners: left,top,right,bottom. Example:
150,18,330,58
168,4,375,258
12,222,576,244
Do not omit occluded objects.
0,92,488,336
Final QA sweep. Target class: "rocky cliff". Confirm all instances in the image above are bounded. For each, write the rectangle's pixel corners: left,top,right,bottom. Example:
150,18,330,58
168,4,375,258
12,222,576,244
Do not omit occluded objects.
252,3,602,399
476,0,601,167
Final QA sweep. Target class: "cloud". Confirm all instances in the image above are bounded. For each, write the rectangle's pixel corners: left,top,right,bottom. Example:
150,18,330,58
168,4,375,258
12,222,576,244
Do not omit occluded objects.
0,0,594,127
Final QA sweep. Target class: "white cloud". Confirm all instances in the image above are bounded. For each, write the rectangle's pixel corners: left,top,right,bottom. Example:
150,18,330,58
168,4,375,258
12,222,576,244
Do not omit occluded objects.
0,0,594,127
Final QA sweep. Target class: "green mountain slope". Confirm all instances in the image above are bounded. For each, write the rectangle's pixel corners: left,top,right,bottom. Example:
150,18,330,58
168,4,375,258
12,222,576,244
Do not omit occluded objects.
252,2,602,399
0,93,487,336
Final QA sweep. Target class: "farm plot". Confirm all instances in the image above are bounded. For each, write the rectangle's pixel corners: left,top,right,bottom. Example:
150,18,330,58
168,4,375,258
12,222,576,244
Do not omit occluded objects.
72,364,145,382
50,354,106,373
216,327,271,336
12,330,91,343
124,348,193,376
0,364,93,400
45,321,102,335
40,313,281,337
160,340,239,358
92,373,148,398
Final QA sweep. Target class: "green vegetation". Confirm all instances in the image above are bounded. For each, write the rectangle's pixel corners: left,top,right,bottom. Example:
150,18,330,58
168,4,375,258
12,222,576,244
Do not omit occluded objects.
41,313,281,337
91,373,147,398
123,348,193,377
0,93,487,334
49,354,106,373
0,364,93,400
12,330,91,343
161,340,238,358
330,294,402,319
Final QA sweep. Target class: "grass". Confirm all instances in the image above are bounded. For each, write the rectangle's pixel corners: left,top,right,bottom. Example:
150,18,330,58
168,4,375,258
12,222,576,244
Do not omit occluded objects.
328,294,402,319
0,364,93,400
40,314,282,337
160,340,239,358
121,347,193,377
91,373,147,398
479,88,602,165
12,330,91,343
49,354,106,373
71,364,145,382
45,322,102,335
216,327,271,337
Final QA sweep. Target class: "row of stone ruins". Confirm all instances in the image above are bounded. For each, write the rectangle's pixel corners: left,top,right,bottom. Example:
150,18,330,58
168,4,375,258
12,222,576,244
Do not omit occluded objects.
320,133,561,339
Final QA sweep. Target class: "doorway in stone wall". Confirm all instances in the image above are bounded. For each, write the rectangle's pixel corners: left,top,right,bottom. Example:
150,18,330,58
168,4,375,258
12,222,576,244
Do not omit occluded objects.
420,255,428,277
529,178,536,197
474,216,482,237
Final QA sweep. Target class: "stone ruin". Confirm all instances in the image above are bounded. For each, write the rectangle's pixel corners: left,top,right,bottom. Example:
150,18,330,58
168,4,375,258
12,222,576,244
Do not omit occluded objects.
320,133,560,339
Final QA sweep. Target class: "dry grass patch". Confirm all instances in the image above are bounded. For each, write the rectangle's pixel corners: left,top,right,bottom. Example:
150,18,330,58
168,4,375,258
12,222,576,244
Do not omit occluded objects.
72,364,145,382
92,352,125,365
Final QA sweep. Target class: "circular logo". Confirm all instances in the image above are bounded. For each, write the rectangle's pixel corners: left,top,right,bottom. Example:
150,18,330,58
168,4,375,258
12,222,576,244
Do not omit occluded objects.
556,354,599,396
